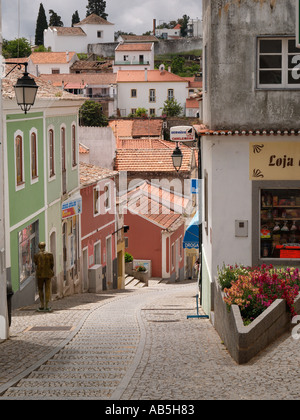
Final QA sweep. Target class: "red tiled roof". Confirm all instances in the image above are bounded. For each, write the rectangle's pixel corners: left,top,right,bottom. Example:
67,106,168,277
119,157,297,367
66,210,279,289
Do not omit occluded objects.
116,43,153,51
29,52,77,64
116,70,188,83
186,98,200,108
109,119,163,139
115,147,193,173
40,72,117,87
48,26,86,36
116,138,173,149
75,13,114,26
194,125,300,136
122,181,185,230
79,162,117,186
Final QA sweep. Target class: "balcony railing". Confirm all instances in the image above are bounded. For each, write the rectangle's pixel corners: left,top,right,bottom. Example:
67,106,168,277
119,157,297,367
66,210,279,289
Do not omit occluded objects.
114,60,150,66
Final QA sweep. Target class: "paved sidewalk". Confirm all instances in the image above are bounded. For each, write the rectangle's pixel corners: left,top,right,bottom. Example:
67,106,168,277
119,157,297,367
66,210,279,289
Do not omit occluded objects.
1,280,300,400
0,288,132,395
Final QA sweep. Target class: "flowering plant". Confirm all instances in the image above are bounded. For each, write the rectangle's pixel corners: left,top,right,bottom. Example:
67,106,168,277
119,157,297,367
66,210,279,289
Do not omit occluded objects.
218,263,300,325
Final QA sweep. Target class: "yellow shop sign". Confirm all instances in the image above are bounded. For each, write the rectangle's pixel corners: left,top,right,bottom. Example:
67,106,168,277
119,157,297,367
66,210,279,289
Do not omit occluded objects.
249,142,300,180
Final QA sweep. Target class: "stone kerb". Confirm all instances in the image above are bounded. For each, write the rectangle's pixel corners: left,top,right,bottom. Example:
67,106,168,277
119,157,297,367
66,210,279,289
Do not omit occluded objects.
212,280,300,364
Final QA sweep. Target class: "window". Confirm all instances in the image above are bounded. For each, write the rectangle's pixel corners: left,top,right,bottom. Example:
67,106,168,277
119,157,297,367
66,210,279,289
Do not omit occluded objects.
257,37,300,88
31,131,38,180
149,89,156,102
123,55,129,62
104,183,111,211
149,108,156,116
260,188,300,259
15,134,24,186
94,241,101,265
131,108,137,115
72,124,77,167
131,89,137,98
97,31,103,38
51,69,60,74
94,187,100,215
168,89,174,101
49,129,55,178
61,127,66,173
19,221,38,284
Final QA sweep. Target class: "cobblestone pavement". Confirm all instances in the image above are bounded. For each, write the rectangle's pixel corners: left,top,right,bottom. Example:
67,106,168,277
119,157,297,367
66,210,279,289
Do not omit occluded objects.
0,280,299,400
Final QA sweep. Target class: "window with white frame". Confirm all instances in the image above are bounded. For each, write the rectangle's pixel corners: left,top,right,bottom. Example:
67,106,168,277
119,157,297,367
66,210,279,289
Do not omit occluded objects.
94,186,100,215
149,89,156,102
30,130,38,181
15,133,24,186
167,89,174,101
72,124,77,167
48,128,55,178
257,37,300,88
94,241,101,265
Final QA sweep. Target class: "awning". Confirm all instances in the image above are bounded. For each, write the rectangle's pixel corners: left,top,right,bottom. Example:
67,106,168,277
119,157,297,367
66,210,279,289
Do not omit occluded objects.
183,213,200,249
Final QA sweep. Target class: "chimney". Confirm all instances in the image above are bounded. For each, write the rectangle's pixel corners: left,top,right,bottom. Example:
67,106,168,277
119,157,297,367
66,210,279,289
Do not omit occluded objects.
145,68,148,81
66,51,69,62
168,66,171,73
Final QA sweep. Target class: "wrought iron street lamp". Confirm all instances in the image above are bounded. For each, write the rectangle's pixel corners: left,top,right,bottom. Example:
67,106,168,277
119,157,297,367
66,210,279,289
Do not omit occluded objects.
5,62,39,114
171,143,183,172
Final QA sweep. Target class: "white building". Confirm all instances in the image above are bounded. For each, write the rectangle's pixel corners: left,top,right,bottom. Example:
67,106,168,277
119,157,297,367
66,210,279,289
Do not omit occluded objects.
155,24,181,39
27,52,78,76
44,14,115,53
116,67,189,117
113,43,154,73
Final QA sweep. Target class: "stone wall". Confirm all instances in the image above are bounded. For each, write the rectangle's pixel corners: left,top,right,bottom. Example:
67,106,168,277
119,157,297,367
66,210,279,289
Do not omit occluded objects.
88,37,203,58
211,280,300,364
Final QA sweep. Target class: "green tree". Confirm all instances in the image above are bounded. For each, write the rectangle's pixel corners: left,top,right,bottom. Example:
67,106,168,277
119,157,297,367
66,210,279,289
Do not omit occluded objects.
2,38,32,58
86,0,108,19
79,100,108,127
161,98,183,117
179,14,190,37
171,56,185,74
35,3,48,46
49,9,64,27
72,10,80,26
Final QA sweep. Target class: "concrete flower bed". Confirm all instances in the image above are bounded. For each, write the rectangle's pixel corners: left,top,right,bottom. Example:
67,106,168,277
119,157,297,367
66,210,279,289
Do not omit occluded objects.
212,280,300,364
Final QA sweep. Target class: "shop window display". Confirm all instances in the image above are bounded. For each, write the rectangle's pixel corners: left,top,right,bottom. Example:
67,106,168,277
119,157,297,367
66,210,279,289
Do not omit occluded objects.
261,189,300,258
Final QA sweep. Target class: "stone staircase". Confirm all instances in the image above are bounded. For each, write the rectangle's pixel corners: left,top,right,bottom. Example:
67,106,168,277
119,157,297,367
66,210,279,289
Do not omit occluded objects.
125,275,165,289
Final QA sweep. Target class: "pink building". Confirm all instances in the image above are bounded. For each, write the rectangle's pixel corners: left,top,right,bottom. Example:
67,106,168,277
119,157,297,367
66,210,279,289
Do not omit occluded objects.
80,162,118,290
122,181,187,282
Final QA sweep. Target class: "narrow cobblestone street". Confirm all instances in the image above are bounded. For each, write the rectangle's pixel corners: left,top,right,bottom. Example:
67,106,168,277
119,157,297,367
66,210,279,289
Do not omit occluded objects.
0,280,299,400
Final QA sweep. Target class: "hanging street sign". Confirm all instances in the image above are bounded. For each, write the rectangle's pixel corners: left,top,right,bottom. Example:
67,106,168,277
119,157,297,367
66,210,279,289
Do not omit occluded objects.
170,126,195,142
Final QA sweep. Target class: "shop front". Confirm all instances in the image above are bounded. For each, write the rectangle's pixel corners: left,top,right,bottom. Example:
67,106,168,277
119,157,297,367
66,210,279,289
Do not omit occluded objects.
250,140,300,267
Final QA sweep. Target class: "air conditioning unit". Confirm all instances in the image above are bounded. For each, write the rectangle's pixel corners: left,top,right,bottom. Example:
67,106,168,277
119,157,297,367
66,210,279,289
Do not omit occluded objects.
88,264,103,293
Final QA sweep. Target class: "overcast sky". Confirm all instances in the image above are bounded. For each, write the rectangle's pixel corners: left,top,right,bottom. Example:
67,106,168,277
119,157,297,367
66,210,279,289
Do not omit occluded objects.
2,0,202,42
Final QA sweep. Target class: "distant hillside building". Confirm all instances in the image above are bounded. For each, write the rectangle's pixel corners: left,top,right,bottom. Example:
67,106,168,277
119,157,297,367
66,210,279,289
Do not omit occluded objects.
44,14,115,53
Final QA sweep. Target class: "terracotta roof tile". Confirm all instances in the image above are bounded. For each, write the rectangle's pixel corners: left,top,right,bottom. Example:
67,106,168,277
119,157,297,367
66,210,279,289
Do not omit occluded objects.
80,162,117,186
29,52,77,64
2,64,83,101
194,125,300,136
48,26,86,36
115,147,192,173
122,181,185,230
116,69,188,83
116,43,153,51
75,13,114,26
40,72,117,87
119,35,158,42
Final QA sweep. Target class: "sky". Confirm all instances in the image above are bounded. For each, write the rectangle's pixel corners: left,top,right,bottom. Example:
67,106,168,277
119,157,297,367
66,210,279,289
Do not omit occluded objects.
2,0,202,43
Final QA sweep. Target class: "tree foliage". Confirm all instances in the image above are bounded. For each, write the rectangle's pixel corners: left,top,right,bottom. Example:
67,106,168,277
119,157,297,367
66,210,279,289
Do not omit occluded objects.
49,9,64,27
35,3,48,46
161,98,183,117
72,11,80,26
79,100,108,127
86,0,108,19
3,38,32,58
